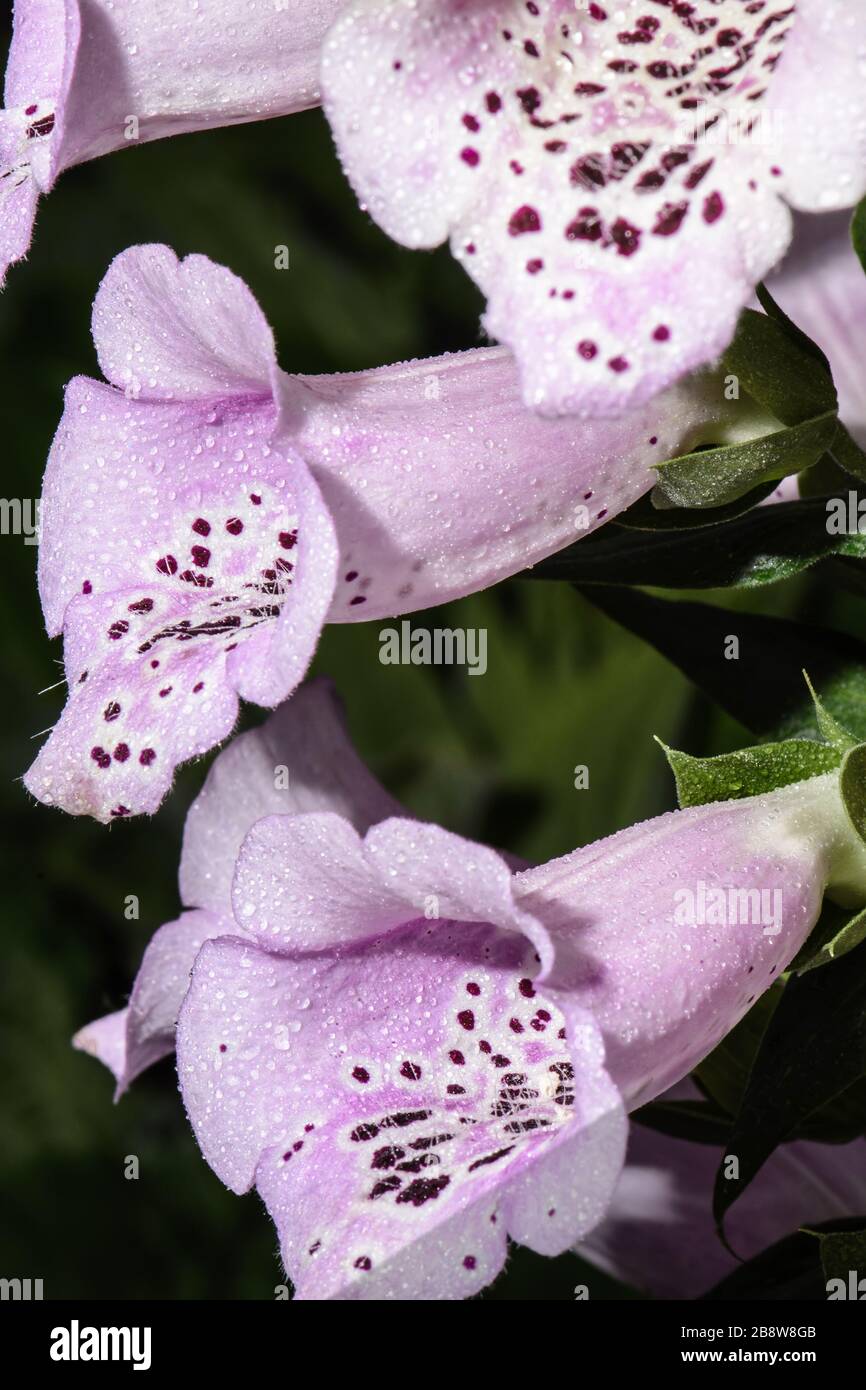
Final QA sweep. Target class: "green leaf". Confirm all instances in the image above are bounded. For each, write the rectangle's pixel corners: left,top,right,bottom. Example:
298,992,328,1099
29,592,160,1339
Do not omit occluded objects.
713,941,866,1225
654,412,838,510
702,1229,827,1301
632,1098,732,1147
798,1075,866,1142
840,743,866,848
852,195,866,275
695,986,782,1119
755,282,834,379
615,481,781,531
829,422,866,483
703,1221,866,1301
659,739,840,810
818,1226,866,1289
721,306,837,427
531,495,866,591
574,587,866,743
791,898,866,976
804,672,859,752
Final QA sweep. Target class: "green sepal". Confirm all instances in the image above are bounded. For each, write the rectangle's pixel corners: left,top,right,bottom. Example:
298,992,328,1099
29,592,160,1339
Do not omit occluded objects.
852,194,866,275
657,736,841,812
721,304,837,427
791,899,866,976
803,671,859,752
840,743,866,848
653,411,838,510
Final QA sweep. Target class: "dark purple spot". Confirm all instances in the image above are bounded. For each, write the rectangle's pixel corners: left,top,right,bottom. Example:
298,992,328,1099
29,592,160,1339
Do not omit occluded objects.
225,517,243,535
508,205,541,235
103,702,121,722
139,748,156,766
192,518,211,537
653,201,689,236
191,545,210,567
400,1061,422,1081
352,1066,370,1083
156,555,178,576
90,746,111,769
113,743,130,763
610,217,641,257
457,1010,475,1031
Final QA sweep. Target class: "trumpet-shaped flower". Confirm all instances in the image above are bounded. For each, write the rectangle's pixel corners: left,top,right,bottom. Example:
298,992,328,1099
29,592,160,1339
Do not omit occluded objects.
26,242,731,821
1,0,345,286
322,0,866,417
76,680,866,1298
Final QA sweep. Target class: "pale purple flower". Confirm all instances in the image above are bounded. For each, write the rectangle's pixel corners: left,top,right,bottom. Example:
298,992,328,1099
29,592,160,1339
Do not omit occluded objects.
25,242,729,822
580,1082,866,1298
1,0,344,285
75,679,866,1299
322,0,866,417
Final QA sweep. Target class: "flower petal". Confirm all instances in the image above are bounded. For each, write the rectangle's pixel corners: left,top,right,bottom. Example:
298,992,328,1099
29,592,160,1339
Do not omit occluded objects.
26,379,336,820
288,349,732,619
53,0,343,170
517,773,866,1109
322,0,858,416
72,1005,127,1083
232,812,554,973
180,677,405,917
2,0,345,283
762,0,866,214
74,909,225,1095
177,928,624,1299
1,0,80,283
91,244,279,402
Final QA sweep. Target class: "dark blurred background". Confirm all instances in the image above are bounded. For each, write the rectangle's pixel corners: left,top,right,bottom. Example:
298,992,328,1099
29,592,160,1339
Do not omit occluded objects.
0,18,859,1300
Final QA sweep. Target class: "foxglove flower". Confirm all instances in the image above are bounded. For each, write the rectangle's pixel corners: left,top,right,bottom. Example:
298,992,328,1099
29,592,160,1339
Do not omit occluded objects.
25,242,731,822
580,1083,866,1298
77,681,866,1298
322,0,866,417
1,0,345,285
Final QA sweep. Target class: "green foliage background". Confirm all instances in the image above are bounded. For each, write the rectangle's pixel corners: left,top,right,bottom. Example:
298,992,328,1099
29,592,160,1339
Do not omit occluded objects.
1,19,861,1299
